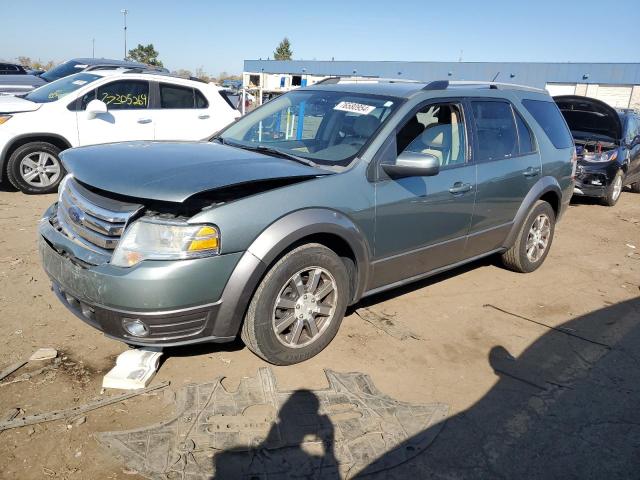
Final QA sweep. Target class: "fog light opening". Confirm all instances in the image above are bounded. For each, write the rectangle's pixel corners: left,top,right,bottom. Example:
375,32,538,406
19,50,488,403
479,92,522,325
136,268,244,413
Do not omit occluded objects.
122,318,150,337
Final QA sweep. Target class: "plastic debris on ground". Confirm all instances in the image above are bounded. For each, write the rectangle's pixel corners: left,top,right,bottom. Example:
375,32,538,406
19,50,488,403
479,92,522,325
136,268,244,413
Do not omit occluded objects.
102,348,163,390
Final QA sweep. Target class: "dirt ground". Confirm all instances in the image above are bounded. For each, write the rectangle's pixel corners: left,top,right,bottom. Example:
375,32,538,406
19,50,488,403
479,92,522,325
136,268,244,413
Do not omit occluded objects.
0,184,638,479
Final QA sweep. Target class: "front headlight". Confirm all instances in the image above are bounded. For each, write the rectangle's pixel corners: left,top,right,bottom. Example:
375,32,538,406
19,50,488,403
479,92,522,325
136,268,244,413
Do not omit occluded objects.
583,150,618,163
0,115,12,125
111,218,220,267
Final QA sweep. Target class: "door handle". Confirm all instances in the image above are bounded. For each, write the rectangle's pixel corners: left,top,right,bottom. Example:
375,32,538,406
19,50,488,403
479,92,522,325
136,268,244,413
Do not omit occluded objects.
523,166,541,177
449,182,473,195
198,114,210,119
137,118,152,124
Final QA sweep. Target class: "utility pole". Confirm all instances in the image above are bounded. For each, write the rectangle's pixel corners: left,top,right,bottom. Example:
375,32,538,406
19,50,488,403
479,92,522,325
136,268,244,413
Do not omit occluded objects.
120,9,128,60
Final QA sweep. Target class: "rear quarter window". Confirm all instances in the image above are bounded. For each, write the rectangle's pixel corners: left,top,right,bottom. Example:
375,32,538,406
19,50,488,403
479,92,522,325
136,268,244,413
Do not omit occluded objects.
522,99,573,149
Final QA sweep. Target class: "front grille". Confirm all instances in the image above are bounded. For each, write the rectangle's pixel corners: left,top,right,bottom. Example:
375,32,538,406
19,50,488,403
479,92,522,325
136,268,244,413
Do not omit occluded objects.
54,176,142,256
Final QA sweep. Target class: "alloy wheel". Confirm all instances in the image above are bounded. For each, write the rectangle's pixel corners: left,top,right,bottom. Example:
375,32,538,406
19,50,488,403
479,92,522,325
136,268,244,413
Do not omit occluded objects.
19,152,61,188
612,174,623,202
272,266,338,348
525,214,551,263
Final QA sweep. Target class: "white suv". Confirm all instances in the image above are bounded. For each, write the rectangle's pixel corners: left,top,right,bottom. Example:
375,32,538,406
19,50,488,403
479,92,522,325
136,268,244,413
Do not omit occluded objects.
0,69,240,193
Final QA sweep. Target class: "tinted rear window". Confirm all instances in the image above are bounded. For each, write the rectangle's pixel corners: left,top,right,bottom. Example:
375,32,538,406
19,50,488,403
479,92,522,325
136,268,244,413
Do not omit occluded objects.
522,99,573,149
161,84,194,108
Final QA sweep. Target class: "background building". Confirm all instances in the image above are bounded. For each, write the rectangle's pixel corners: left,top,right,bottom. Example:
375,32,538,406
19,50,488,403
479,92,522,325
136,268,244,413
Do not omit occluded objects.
243,60,640,109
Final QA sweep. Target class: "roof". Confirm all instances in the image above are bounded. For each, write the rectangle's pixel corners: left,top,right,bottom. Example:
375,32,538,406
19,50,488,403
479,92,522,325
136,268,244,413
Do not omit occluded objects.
301,78,547,99
74,69,221,89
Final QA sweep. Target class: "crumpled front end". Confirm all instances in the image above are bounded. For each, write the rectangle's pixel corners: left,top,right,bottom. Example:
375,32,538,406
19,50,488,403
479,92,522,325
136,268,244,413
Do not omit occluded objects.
37,177,247,346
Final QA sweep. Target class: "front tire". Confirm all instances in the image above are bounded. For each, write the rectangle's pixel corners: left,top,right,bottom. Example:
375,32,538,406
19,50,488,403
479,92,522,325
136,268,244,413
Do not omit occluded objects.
7,142,65,194
602,170,623,206
501,200,556,273
241,243,349,365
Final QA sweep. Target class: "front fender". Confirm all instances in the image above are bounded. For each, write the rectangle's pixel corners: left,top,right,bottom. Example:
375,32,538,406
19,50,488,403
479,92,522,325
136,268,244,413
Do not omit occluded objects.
503,176,563,249
211,208,372,338
248,208,372,302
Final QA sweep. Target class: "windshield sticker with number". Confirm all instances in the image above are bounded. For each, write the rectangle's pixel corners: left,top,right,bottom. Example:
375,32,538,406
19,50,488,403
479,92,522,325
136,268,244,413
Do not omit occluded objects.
72,80,88,86
333,101,376,115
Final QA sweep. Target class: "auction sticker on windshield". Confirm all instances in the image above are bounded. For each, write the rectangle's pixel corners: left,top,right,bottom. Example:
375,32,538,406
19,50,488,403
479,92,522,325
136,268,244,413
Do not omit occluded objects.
334,101,376,115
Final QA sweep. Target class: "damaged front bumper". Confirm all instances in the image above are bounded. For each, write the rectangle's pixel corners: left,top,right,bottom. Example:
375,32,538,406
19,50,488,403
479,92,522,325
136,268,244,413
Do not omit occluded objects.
38,204,249,347
572,161,619,198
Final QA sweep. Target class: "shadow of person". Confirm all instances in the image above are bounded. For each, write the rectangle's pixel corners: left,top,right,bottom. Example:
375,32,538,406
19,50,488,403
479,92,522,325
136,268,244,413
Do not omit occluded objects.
355,297,640,479
214,389,340,479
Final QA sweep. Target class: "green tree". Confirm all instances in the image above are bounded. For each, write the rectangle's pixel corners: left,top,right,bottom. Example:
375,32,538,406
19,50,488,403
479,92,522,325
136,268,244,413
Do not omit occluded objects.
273,37,293,61
127,43,163,67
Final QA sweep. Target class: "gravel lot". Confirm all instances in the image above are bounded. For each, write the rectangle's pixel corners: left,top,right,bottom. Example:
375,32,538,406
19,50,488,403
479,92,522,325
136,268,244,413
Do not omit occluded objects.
0,185,638,479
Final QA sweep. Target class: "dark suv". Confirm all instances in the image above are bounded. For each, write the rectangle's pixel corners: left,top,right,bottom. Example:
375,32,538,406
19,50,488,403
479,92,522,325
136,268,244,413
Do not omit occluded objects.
554,95,640,206
38,79,575,365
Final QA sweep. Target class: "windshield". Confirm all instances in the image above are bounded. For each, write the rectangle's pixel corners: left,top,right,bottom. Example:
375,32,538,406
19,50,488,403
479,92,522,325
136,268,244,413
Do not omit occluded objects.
40,60,89,82
24,73,101,104
219,90,400,166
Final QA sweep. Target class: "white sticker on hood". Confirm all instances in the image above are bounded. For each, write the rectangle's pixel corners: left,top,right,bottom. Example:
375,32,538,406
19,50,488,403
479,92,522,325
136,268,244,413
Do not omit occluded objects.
334,101,376,115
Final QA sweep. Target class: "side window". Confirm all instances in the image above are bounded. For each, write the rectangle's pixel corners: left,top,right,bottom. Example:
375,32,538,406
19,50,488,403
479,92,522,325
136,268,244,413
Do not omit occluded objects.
195,89,208,109
522,99,573,149
471,101,518,161
160,84,194,109
80,89,96,110
95,81,149,110
514,109,536,154
625,116,639,143
396,103,467,167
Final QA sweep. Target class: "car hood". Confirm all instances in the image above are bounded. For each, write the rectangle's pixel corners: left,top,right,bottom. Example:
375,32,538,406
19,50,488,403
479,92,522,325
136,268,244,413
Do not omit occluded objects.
554,95,622,142
0,93,42,112
60,141,330,203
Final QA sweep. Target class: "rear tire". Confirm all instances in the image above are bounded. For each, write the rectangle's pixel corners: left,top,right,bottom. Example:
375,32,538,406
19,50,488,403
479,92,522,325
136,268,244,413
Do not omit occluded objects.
501,200,556,273
7,142,65,194
241,243,349,365
630,182,640,194
602,170,623,207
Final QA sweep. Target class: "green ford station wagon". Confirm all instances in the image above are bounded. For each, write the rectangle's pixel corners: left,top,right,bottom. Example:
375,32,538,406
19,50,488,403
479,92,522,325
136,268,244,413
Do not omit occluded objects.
38,79,576,365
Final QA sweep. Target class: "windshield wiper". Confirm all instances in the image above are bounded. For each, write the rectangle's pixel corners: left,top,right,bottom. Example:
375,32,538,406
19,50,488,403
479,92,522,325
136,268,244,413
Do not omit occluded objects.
224,141,318,168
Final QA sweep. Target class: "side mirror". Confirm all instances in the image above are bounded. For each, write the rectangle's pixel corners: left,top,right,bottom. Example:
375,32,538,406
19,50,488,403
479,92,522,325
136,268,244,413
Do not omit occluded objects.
86,99,107,119
382,151,440,179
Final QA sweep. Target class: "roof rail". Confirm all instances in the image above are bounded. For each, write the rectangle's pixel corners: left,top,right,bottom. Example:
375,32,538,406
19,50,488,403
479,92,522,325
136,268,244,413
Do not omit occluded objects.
422,80,545,93
121,68,207,83
314,76,420,85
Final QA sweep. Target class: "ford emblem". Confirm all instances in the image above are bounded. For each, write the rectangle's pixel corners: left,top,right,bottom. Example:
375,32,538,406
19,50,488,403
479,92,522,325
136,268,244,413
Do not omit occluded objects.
68,206,84,225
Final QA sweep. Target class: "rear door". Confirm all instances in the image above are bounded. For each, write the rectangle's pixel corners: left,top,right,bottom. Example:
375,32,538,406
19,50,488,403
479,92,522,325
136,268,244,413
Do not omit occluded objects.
152,82,217,140
465,98,541,258
371,100,477,289
76,79,154,145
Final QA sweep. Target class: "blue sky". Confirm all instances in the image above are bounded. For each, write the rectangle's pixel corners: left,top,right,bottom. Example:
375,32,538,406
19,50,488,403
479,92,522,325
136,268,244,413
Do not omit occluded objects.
2,0,638,75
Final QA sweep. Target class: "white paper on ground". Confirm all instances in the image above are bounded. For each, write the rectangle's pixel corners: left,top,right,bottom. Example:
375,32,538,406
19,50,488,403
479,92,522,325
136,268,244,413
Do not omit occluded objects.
29,348,58,361
102,348,163,390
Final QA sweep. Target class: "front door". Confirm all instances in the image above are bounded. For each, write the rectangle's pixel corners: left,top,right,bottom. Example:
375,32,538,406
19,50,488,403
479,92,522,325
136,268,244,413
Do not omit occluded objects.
371,101,476,290
465,99,542,258
76,79,154,145
625,115,640,183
